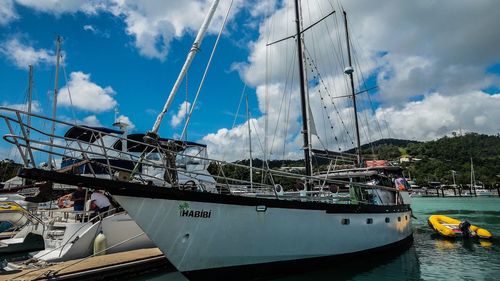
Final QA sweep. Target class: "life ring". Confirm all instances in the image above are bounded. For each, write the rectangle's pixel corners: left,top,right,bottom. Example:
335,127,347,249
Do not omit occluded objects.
57,194,74,209
181,180,198,191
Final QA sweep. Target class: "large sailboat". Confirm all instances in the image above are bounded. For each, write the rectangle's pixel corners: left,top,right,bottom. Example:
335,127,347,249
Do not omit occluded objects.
1,0,412,279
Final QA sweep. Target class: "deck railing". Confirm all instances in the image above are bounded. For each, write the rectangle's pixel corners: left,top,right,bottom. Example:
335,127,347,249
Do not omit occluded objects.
1,107,402,206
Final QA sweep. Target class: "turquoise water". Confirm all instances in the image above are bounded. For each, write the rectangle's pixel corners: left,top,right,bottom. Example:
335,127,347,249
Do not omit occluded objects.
133,197,500,280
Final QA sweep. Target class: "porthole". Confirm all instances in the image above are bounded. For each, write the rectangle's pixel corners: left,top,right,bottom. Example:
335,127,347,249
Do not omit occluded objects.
398,217,401,222
366,218,373,224
405,215,408,220
385,217,390,223
341,218,350,225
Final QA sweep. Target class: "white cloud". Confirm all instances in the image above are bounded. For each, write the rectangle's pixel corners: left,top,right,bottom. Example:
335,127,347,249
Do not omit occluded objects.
0,38,55,68
0,146,22,162
0,0,18,25
375,91,500,141
83,24,95,32
83,24,110,38
79,114,134,132
106,0,247,60
58,71,118,113
170,101,191,128
1,100,42,113
15,0,104,15
201,0,500,161
248,0,276,17
10,1,276,61
202,84,302,161
80,115,102,127
116,114,135,131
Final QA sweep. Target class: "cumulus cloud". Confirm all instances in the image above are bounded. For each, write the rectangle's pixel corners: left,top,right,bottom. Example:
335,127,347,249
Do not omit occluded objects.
106,0,248,60
201,0,500,161
8,1,275,61
1,100,42,113
59,71,117,113
0,0,18,25
0,38,55,68
83,24,110,38
170,101,191,128
80,115,102,127
15,0,104,15
116,114,136,131
375,91,500,141
202,84,303,161
83,24,95,32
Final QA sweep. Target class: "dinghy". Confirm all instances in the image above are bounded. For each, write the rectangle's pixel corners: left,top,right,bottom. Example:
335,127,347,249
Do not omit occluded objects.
428,215,492,239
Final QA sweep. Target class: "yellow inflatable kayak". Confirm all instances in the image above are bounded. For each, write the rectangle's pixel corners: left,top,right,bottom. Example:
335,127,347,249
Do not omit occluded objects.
428,215,492,239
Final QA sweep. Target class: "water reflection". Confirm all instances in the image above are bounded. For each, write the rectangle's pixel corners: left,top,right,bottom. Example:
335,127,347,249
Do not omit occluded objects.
273,246,422,281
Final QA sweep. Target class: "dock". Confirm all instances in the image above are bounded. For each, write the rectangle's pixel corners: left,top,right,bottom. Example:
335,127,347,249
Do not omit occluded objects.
1,248,172,281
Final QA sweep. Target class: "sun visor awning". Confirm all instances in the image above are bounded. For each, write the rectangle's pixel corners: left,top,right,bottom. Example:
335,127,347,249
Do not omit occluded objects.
64,126,124,143
113,134,206,152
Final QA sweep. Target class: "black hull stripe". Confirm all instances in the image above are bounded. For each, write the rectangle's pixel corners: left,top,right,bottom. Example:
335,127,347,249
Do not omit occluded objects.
19,168,410,213
183,234,414,281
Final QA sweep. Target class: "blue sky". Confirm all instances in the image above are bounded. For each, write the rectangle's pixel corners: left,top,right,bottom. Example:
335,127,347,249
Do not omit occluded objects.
0,0,499,162
0,3,258,139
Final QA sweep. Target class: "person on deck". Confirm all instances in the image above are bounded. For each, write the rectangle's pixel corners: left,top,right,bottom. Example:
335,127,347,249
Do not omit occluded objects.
90,190,111,217
71,184,86,212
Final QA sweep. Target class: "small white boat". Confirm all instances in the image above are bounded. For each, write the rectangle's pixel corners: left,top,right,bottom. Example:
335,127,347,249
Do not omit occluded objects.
475,188,492,196
0,201,45,254
5,207,156,264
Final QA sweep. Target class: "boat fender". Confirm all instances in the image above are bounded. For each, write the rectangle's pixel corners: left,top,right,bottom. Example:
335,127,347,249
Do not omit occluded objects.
274,184,284,196
93,231,107,256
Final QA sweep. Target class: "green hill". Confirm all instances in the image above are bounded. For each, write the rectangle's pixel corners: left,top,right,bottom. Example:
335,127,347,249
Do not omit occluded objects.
361,133,500,187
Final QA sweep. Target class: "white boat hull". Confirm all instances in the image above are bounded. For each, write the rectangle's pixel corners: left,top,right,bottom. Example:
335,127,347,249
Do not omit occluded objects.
114,195,413,273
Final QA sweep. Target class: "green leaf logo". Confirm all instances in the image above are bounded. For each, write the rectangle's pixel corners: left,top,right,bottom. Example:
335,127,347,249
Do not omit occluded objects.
178,202,190,211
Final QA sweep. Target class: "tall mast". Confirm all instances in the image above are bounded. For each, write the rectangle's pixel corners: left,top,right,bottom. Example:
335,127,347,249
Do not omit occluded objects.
149,0,220,138
246,94,253,191
343,11,362,167
48,36,62,169
293,0,313,188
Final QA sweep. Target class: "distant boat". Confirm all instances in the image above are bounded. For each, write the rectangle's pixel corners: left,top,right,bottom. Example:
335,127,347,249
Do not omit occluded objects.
475,188,492,196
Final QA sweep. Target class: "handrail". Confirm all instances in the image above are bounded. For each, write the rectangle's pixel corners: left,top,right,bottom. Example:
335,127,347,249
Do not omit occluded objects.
0,107,404,207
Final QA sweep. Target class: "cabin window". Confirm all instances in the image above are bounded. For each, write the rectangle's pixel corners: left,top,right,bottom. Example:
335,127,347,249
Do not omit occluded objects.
385,217,390,223
341,219,350,225
398,217,401,222
366,218,373,224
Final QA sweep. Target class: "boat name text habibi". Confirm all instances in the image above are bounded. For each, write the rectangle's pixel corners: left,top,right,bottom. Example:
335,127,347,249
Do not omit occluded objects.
179,202,212,218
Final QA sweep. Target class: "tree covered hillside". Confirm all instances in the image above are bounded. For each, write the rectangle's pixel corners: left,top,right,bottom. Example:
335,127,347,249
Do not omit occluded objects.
363,133,500,187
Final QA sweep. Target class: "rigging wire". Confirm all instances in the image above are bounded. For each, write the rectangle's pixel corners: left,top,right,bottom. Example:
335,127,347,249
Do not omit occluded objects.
181,0,234,140
280,2,294,163
269,45,297,157
280,50,297,164
220,82,246,162
61,59,77,125
303,45,354,148
346,10,391,140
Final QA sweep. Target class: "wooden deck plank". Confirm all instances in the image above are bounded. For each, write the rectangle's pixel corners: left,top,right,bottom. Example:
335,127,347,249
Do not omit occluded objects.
1,248,166,281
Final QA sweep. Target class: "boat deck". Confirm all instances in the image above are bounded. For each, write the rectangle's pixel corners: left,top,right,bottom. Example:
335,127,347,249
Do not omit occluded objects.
1,248,172,281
